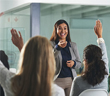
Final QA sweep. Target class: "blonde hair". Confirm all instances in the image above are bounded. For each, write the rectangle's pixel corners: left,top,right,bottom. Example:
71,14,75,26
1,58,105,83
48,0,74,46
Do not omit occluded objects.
11,36,55,96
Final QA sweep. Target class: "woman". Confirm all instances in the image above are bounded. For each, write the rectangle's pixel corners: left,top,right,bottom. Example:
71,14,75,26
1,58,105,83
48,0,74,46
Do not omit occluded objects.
50,19,82,96
0,50,9,96
70,20,109,96
0,31,65,96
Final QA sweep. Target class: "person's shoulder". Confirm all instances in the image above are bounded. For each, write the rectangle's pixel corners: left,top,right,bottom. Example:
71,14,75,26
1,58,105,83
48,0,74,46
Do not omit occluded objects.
50,41,55,46
70,42,76,46
52,83,65,96
74,76,83,83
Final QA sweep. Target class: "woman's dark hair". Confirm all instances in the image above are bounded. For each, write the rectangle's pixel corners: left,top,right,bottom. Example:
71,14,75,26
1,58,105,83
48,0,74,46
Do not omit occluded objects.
50,19,71,41
82,44,108,86
0,50,9,69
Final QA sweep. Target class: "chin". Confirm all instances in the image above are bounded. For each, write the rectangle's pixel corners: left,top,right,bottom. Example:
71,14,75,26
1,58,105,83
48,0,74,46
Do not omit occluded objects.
61,36,66,39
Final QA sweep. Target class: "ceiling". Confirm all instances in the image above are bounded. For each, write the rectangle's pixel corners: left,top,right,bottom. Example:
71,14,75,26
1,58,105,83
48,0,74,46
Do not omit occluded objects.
7,3,110,18
40,4,110,18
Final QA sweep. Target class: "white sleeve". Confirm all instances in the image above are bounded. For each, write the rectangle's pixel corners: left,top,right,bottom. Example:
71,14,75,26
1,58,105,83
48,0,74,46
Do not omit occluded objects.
97,38,104,44
97,38,109,75
51,84,65,96
0,60,15,87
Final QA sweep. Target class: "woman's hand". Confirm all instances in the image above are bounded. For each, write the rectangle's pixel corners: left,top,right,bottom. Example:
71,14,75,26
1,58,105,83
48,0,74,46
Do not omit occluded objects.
66,60,74,68
94,20,102,38
58,40,67,48
11,28,24,52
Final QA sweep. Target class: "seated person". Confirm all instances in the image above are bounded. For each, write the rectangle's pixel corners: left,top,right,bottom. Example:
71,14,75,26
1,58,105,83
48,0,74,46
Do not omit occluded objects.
70,20,109,96
0,30,65,96
0,50,9,96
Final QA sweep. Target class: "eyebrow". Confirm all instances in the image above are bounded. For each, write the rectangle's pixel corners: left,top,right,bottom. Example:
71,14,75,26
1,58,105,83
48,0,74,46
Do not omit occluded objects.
58,26,67,28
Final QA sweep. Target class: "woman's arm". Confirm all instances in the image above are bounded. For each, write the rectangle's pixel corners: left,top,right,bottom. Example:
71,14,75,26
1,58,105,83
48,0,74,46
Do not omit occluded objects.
0,61,15,87
94,20,109,75
50,41,61,77
70,42,82,69
98,39,109,75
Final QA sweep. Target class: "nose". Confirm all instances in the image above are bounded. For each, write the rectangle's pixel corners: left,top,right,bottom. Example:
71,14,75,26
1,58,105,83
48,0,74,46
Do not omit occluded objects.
62,29,65,33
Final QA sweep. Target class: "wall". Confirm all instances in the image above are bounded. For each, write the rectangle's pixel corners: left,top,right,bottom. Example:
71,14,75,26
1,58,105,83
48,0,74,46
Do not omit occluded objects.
40,8,110,70
0,7,30,69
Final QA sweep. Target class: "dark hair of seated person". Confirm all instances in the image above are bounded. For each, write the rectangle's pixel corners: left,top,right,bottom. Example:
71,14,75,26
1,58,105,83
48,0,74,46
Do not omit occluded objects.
82,45,108,86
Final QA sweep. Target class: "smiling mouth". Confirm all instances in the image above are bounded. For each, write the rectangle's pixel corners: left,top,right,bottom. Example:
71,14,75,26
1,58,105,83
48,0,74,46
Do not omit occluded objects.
60,33,66,36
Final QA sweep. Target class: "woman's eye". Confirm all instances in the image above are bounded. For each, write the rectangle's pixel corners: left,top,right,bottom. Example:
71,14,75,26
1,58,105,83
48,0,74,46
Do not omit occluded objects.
58,28,61,30
64,28,67,30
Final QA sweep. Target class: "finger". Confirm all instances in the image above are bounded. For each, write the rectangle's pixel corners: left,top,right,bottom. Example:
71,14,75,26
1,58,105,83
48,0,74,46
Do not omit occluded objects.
11,29,16,36
59,40,64,43
60,40,66,43
96,20,99,26
14,29,17,34
67,64,71,67
11,28,14,33
94,26,96,31
99,21,102,27
96,20,101,27
11,29,15,34
13,29,19,37
96,20,100,25
66,64,70,67
18,31,22,38
60,42,65,45
66,61,71,63
67,60,72,62
60,41,66,44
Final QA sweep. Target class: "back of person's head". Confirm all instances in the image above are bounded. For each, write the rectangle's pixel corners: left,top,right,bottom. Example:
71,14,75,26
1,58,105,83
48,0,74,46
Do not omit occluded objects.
82,44,108,86
11,36,55,96
0,50,9,69
50,19,71,41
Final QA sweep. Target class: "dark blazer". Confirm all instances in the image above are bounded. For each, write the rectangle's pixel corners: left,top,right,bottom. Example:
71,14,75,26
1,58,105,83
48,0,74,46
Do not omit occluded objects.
0,50,9,96
50,41,82,80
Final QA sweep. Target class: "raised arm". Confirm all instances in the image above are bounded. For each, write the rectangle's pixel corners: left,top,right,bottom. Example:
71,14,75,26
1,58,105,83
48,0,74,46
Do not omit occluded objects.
11,28,24,52
94,20,109,74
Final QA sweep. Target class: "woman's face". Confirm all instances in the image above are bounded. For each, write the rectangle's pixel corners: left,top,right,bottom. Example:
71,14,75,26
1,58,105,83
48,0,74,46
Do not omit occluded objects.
57,23,68,40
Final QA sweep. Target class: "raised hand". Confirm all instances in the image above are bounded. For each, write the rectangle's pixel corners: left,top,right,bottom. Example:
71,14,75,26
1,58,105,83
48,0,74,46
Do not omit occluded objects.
11,28,24,52
58,40,67,48
94,20,102,38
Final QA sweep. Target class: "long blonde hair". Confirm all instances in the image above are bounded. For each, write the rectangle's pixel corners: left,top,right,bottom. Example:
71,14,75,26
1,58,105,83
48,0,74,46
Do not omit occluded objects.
11,36,55,96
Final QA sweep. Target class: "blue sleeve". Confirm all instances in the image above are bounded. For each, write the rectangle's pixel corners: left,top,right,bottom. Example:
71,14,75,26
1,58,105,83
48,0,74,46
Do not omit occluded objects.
55,44,61,50
72,60,76,68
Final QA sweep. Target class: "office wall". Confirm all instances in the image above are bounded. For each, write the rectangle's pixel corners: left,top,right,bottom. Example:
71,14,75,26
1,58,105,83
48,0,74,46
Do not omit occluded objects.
0,8,30,69
40,9,110,70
